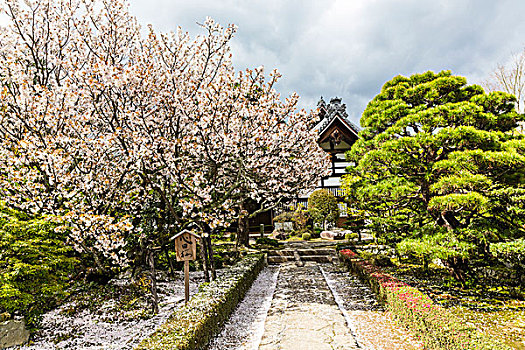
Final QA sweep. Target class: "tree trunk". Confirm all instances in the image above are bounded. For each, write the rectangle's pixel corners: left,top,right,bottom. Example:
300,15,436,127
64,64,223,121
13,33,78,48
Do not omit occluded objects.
446,256,468,285
164,246,175,278
237,202,250,247
200,237,210,282
423,256,429,272
439,211,462,230
206,235,216,280
78,240,110,277
147,249,159,314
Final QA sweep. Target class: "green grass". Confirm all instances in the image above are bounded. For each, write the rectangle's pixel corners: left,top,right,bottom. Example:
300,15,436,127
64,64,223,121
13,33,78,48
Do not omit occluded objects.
388,262,525,349
450,307,525,350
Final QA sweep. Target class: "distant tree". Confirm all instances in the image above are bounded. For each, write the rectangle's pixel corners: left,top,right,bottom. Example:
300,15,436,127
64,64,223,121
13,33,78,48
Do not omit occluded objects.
308,189,339,230
484,49,525,113
344,71,525,281
484,49,525,134
223,75,330,247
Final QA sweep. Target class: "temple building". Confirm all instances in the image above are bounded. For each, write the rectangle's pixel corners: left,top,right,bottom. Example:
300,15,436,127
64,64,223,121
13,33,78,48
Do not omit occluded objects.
294,97,360,223
249,96,360,229
313,97,360,198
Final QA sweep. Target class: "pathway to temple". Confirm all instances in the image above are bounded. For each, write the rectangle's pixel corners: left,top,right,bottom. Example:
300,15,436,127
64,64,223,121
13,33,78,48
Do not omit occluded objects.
258,262,359,350
210,248,424,350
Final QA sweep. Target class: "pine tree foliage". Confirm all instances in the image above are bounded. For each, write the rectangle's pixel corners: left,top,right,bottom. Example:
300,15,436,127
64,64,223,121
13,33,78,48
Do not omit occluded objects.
0,204,78,328
343,71,525,277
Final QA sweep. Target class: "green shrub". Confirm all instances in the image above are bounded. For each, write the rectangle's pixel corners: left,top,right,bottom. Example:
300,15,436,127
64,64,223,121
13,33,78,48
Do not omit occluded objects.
136,254,265,350
0,206,79,328
307,189,339,229
292,205,310,232
255,237,280,247
397,230,474,271
491,239,525,269
273,211,294,223
274,207,311,233
345,232,358,240
301,233,311,241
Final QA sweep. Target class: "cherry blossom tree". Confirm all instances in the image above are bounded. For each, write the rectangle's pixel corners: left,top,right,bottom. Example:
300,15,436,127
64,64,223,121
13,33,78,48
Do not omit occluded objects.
0,0,330,291
0,0,141,272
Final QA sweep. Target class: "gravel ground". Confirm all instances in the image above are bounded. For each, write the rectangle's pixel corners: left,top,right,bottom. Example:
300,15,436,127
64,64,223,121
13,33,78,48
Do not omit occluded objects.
258,263,360,350
13,271,212,350
208,266,280,350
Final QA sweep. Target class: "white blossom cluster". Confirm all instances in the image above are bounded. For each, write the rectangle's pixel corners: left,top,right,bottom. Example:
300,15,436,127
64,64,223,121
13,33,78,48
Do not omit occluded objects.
0,0,331,266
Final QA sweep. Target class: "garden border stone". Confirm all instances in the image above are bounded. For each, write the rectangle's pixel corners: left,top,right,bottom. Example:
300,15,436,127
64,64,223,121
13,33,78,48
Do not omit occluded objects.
0,318,30,349
135,253,265,350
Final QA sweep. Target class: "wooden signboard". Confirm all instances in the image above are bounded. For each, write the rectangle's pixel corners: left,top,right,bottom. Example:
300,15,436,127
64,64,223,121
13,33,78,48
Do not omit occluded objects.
174,230,199,261
171,229,200,304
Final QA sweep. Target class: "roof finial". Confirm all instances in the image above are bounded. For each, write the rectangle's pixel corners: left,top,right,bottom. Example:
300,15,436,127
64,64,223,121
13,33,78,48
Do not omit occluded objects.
330,97,342,105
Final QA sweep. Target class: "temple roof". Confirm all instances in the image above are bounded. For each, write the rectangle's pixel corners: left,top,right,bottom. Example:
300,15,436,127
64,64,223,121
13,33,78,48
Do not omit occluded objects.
314,97,360,136
314,97,360,150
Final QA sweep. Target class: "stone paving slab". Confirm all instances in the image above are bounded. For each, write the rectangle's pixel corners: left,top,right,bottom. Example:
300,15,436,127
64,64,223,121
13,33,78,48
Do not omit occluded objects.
258,263,359,350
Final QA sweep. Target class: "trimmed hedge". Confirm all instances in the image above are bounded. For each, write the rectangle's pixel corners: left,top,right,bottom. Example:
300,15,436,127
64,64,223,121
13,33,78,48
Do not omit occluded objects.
340,249,511,350
135,254,265,350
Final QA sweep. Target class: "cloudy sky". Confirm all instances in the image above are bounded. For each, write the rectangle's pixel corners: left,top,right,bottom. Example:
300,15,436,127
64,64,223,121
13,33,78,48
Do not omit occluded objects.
1,1,523,124
126,0,525,125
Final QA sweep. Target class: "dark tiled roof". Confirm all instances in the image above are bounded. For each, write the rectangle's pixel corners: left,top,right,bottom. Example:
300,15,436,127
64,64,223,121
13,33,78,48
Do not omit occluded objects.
317,97,360,135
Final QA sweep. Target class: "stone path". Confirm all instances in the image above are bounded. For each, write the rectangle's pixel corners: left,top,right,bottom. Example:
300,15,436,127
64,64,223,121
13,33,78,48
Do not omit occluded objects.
259,263,359,350
211,259,423,350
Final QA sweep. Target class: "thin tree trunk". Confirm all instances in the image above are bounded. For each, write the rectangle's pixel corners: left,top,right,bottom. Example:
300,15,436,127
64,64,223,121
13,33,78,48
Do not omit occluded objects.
78,240,109,276
206,235,216,280
200,237,210,282
446,256,467,286
440,211,462,230
147,249,159,314
237,201,250,247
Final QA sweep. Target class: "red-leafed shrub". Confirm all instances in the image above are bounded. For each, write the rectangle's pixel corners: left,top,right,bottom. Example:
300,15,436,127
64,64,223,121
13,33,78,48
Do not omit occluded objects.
340,249,510,350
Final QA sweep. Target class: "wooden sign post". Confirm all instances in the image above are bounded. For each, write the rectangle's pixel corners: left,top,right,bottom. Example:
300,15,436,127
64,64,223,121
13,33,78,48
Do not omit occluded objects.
172,229,200,304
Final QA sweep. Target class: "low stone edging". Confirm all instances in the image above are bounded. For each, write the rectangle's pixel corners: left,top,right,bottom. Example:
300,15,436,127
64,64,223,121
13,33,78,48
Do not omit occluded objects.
135,253,265,350
339,249,510,350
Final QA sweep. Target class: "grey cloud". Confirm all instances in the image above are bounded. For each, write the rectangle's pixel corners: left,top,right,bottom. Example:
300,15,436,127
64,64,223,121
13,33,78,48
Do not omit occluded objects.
129,0,525,125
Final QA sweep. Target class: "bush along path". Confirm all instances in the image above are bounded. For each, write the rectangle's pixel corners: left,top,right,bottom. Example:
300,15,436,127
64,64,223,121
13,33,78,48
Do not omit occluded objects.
208,266,280,349
213,259,422,350
136,254,265,350
340,249,512,350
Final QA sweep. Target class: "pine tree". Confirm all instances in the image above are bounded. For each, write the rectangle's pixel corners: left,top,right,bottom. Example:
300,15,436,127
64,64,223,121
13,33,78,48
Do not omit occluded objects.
344,71,525,281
